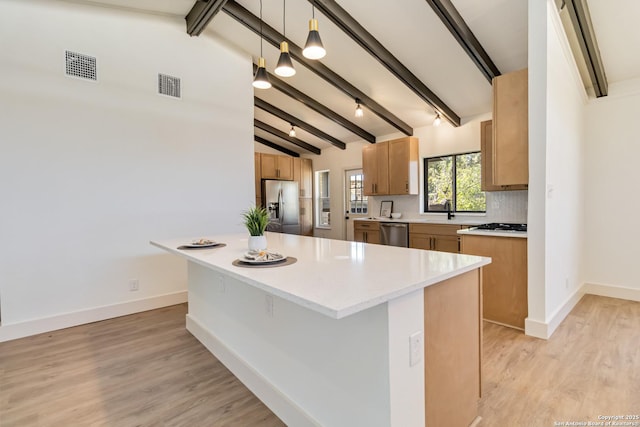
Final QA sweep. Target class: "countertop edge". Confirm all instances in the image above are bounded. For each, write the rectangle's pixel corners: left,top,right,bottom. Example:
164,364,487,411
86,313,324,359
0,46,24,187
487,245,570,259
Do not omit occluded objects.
457,229,528,238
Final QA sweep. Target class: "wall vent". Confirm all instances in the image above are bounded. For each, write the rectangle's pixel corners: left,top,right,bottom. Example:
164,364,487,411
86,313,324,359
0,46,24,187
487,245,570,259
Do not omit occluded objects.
65,50,97,81
158,73,181,98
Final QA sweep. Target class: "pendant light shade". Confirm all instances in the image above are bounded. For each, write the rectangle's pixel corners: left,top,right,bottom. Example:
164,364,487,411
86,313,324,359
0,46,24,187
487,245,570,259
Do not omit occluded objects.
303,7,326,60
275,42,296,77
433,112,442,126
253,57,271,89
355,99,364,118
289,125,296,137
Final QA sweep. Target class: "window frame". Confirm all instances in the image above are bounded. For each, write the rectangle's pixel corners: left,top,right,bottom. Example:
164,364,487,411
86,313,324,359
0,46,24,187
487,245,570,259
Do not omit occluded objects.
315,170,331,229
423,151,486,214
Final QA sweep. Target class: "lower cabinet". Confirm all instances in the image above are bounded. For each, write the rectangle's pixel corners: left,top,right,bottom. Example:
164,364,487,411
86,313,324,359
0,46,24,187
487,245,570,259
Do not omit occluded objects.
299,198,313,236
409,224,464,253
354,220,380,244
460,234,528,329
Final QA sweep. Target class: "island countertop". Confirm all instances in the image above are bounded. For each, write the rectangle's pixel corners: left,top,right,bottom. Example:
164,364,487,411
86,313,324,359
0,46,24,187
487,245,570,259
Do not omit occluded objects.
151,232,490,320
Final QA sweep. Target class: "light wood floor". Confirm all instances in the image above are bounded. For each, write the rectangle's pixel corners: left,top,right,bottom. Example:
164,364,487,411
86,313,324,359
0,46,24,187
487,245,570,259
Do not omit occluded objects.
1,294,638,427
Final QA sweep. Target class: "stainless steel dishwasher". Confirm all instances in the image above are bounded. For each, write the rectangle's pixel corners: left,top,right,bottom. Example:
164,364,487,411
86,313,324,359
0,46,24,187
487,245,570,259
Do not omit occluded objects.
379,222,409,247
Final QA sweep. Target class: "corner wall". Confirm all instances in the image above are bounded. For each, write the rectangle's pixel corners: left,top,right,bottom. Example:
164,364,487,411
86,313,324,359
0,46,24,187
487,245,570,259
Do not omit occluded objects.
0,0,254,340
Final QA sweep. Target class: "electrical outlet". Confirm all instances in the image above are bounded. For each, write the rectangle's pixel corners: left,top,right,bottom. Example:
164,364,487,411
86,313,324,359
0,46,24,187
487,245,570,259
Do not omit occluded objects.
129,279,139,292
265,295,274,317
409,331,423,367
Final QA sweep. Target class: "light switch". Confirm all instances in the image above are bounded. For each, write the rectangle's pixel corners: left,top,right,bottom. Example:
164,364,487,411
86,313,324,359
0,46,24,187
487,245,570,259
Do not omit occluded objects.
409,331,423,367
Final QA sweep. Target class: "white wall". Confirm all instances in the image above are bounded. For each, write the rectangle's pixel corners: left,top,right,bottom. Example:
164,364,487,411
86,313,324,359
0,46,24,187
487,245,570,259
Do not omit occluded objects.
583,79,640,299
0,0,254,340
526,0,586,338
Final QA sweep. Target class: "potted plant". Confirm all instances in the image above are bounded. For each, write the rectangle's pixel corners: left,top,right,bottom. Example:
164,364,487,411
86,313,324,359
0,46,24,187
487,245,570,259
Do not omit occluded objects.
242,205,270,251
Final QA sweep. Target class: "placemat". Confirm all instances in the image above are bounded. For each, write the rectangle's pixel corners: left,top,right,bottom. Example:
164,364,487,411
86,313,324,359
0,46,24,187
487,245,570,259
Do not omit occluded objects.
232,256,297,268
177,243,227,250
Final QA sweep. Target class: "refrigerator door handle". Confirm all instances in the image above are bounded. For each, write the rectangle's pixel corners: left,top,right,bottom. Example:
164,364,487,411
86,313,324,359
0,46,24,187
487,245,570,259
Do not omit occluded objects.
278,188,284,226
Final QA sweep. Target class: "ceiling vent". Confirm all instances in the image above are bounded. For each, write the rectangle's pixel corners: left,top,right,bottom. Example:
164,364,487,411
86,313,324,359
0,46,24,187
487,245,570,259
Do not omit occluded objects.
65,50,97,81
158,73,181,99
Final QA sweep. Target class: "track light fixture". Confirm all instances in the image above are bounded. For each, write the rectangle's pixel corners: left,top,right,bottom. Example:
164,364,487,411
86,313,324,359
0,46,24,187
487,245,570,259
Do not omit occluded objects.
303,5,326,60
275,0,296,77
253,0,271,89
433,112,442,126
355,98,364,118
289,125,296,137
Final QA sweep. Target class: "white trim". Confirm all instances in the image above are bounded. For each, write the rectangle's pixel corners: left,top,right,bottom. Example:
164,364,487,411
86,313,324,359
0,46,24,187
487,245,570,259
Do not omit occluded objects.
186,314,321,427
524,317,548,339
0,291,187,343
546,287,585,337
583,282,640,302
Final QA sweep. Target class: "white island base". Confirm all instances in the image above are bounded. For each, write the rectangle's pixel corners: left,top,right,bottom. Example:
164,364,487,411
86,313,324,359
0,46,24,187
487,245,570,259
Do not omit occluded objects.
152,233,489,427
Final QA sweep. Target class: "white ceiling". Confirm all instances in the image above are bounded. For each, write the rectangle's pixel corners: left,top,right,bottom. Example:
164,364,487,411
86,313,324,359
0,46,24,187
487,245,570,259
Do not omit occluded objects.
61,0,640,155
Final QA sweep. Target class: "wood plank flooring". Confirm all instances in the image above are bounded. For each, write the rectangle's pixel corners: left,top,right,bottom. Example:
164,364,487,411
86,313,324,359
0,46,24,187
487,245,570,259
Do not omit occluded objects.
1,294,638,427
0,304,285,427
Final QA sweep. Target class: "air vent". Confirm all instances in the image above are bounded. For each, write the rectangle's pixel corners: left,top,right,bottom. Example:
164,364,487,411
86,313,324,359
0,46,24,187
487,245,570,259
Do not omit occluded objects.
158,73,181,98
65,50,97,81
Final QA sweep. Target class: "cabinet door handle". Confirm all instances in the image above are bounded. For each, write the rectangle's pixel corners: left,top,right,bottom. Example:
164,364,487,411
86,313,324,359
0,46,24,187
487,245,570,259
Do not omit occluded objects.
406,182,408,191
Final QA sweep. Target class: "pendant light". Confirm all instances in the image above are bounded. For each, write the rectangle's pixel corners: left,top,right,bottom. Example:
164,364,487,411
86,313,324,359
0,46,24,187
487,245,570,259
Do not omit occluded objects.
289,124,296,137
253,0,271,89
303,5,326,60
433,112,442,126
355,98,364,118
275,0,296,77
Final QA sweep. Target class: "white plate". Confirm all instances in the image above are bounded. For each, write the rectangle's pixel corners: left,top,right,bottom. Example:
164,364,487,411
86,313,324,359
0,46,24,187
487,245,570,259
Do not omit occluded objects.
242,251,286,264
183,240,219,248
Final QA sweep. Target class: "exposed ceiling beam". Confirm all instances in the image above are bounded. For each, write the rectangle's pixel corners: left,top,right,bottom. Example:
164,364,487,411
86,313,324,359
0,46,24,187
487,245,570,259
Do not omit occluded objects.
185,0,229,36
254,136,300,157
564,0,608,97
254,120,321,155
309,0,461,127
255,98,346,150
424,0,501,83
224,0,413,136
254,64,375,143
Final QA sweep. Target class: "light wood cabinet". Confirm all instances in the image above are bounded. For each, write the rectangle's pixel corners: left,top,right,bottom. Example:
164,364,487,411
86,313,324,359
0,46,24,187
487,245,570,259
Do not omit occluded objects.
481,120,527,191
362,141,389,196
354,220,380,244
363,137,419,196
492,68,528,186
260,153,293,180
409,223,464,253
460,234,528,329
254,153,262,207
388,137,419,195
299,198,313,236
293,157,314,235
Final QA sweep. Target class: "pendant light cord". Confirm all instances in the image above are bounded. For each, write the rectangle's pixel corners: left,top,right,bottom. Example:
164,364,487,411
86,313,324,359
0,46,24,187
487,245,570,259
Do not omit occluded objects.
283,0,286,38
259,0,263,57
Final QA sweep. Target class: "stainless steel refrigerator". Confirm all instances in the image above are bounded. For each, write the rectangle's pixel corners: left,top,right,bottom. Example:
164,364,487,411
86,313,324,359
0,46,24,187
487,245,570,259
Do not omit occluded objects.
263,180,301,235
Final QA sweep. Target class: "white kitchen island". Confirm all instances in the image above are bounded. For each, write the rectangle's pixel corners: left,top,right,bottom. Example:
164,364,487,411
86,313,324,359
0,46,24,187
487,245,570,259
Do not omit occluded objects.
151,232,490,427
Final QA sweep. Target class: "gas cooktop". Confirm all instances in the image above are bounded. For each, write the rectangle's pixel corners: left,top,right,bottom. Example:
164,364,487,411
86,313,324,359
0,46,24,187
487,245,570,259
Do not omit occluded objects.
474,223,527,232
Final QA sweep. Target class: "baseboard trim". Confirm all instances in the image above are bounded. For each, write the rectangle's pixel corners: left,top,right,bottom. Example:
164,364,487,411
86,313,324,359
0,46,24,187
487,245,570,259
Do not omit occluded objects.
186,314,320,427
583,282,640,302
0,291,187,343
525,286,585,339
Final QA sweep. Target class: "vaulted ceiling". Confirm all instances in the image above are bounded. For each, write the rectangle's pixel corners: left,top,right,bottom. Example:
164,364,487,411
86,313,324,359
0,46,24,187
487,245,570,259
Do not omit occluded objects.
67,0,640,156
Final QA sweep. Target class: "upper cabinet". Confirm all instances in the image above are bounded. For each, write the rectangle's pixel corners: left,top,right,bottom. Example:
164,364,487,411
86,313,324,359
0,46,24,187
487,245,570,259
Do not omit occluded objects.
481,120,527,191
492,68,528,187
363,141,389,196
388,137,419,195
294,158,313,198
261,153,293,180
363,137,418,196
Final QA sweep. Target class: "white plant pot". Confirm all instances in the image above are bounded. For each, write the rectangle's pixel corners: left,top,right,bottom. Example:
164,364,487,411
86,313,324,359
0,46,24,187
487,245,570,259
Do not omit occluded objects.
248,235,267,252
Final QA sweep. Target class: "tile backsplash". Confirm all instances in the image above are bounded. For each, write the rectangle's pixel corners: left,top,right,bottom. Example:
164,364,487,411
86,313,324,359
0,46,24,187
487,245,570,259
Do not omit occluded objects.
368,190,528,223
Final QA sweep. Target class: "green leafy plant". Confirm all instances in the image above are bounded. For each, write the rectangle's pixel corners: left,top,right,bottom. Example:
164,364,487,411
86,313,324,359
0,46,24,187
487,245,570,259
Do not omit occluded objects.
242,206,270,236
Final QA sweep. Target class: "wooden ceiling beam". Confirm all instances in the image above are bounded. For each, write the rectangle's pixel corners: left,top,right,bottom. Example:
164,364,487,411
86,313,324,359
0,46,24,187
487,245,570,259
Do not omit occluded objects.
185,0,229,36
564,0,608,97
224,0,413,136
254,64,375,143
255,98,346,150
424,0,501,83
310,0,461,127
254,136,300,157
254,120,322,155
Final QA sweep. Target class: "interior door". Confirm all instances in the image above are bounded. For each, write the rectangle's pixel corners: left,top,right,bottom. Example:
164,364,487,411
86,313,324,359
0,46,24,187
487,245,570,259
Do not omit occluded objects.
344,169,369,241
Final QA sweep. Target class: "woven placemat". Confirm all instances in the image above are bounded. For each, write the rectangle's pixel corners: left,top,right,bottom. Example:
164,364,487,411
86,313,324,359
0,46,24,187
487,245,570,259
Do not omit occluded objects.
232,256,297,268
177,243,227,250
